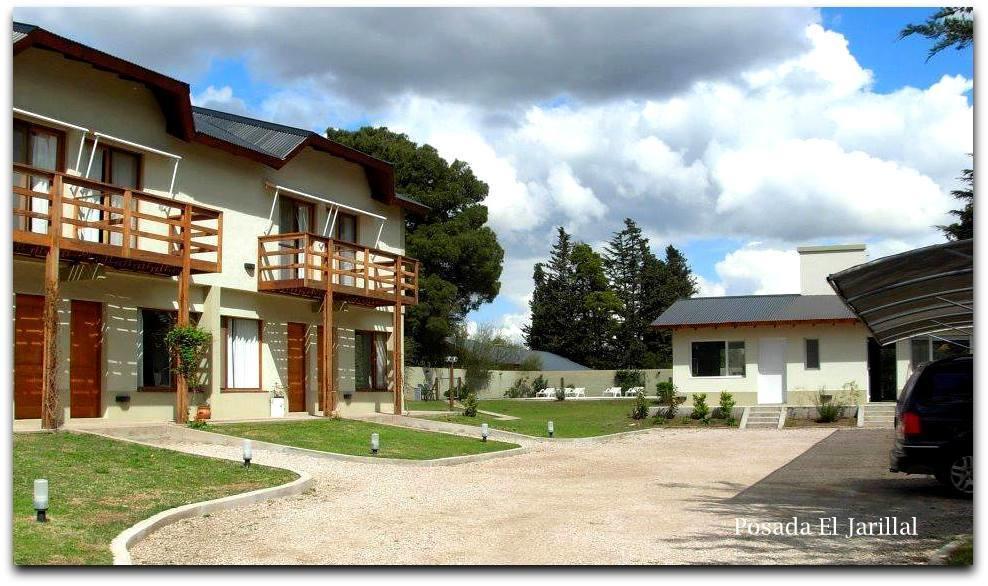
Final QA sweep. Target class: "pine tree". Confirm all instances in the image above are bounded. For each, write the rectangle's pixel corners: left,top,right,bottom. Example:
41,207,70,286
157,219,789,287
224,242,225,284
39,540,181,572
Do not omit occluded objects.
570,243,620,368
603,219,655,368
524,227,577,356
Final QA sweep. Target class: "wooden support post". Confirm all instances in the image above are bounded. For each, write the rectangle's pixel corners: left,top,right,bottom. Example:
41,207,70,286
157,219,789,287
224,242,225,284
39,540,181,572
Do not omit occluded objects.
322,288,336,416
41,175,63,430
175,204,192,424
393,299,403,416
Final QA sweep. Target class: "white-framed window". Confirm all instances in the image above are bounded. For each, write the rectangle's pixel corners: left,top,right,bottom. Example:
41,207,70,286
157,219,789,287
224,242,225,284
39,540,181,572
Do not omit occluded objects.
223,317,261,389
690,340,745,377
910,335,970,369
804,338,820,370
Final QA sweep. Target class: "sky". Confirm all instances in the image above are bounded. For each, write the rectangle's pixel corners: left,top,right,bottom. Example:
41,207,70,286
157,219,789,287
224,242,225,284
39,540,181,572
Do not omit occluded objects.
13,6,973,341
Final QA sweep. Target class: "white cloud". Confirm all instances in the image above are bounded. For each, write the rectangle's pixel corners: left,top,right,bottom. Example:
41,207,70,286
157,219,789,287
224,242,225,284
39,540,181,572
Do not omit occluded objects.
709,245,801,295
191,85,248,114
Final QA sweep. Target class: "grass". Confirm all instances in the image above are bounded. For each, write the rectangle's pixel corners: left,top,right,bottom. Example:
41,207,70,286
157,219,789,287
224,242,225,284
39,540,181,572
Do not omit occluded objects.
414,399,666,438
405,400,456,411
944,536,973,566
207,418,518,459
13,432,297,565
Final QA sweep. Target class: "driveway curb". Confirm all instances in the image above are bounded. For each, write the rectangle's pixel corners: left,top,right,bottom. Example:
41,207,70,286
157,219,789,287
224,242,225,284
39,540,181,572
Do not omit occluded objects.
927,534,971,565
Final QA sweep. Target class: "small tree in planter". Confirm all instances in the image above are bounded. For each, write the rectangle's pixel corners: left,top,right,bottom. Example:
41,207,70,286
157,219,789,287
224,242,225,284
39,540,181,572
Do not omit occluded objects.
164,324,211,422
718,391,736,425
462,391,479,417
813,387,844,423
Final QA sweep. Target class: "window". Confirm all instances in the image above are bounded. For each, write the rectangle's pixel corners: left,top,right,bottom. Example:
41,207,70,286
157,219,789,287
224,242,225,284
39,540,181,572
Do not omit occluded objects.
88,141,142,189
910,336,970,369
79,141,142,244
13,120,64,234
354,331,388,390
336,212,359,287
138,309,201,389
691,341,745,377
805,339,820,370
223,317,261,389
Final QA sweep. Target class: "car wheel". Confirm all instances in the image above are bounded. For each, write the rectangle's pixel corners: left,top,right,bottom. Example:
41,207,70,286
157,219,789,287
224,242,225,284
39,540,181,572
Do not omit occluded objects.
939,455,973,497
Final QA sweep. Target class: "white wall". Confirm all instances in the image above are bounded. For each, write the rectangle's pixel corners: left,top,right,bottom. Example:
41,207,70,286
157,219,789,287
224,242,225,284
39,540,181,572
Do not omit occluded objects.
797,244,867,295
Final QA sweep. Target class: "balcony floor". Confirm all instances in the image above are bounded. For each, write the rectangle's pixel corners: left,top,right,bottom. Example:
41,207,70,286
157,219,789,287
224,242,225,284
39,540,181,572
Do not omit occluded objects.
258,278,417,307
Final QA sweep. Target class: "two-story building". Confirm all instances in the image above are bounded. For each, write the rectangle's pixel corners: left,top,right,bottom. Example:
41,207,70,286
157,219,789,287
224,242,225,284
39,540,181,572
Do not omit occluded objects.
12,22,425,426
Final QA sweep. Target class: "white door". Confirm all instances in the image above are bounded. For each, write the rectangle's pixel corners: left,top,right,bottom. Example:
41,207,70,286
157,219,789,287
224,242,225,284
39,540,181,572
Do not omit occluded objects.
757,338,786,404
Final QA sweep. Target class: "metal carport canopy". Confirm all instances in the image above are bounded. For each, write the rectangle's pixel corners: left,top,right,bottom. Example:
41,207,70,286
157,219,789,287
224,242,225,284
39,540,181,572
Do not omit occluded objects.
827,239,973,346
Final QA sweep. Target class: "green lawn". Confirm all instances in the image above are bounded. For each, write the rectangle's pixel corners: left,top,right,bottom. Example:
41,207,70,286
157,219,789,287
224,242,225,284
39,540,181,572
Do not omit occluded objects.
207,418,517,459
945,536,973,565
415,399,665,438
405,400,456,411
14,432,297,565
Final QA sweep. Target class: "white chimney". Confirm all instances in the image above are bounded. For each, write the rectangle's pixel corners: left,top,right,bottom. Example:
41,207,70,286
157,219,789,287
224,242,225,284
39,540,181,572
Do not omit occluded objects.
797,244,867,295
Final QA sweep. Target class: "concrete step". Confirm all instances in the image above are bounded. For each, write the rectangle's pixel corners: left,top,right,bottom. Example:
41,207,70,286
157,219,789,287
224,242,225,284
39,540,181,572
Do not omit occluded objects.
745,422,779,428
862,421,894,428
747,416,780,422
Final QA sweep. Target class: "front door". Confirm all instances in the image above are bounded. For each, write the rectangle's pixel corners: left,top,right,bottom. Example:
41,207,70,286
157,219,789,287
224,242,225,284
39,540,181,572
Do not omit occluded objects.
70,300,103,418
286,322,306,412
757,338,786,404
14,294,44,419
867,337,898,402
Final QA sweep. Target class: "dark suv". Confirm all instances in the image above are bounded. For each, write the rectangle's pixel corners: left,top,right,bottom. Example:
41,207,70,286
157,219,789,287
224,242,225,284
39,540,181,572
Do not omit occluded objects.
890,355,972,497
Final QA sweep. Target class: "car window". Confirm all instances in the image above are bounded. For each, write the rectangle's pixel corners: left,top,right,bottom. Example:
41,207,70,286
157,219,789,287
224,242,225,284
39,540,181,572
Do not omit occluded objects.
921,365,972,405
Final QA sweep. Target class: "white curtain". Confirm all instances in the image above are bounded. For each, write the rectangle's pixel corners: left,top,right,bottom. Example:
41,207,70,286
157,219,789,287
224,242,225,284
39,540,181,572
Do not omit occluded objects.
226,318,260,389
374,334,388,391
295,204,309,279
338,215,357,287
29,133,57,235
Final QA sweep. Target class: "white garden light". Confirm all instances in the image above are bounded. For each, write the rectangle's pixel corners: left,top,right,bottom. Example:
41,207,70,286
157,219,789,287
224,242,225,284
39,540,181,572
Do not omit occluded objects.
547,421,554,438
481,423,489,442
33,479,49,522
242,439,253,468
371,432,380,454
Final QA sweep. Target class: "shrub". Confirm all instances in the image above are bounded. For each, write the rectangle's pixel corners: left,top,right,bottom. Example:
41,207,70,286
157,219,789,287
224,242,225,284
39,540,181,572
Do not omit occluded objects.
691,393,710,422
813,387,843,423
718,391,736,421
532,374,549,397
655,380,683,419
164,325,211,406
555,386,566,401
630,389,649,420
615,369,646,395
504,376,532,398
462,392,479,417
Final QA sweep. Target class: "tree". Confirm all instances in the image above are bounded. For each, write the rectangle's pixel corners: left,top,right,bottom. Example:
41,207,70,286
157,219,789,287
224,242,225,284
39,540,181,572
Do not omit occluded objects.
569,243,621,368
900,7,973,61
603,219,655,368
939,166,974,241
524,227,578,356
643,245,699,367
325,127,504,365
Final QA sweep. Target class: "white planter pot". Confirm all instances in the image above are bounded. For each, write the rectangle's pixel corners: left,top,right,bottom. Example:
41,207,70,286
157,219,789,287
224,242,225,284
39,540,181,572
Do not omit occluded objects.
270,397,286,418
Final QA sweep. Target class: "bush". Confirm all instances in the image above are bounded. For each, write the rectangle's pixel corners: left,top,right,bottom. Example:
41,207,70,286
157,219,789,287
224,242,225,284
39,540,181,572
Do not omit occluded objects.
630,390,649,420
504,376,532,398
614,369,646,394
718,391,736,421
691,393,710,422
462,392,479,417
813,387,843,423
555,386,566,401
655,380,683,419
532,375,549,397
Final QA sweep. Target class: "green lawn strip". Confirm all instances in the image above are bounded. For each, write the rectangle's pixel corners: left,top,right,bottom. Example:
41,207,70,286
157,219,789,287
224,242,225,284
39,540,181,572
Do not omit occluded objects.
415,399,664,438
405,400,456,411
14,432,297,566
207,418,517,459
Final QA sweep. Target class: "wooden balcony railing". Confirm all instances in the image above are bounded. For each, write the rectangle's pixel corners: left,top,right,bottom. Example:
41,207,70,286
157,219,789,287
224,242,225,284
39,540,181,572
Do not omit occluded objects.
257,232,418,306
12,163,222,276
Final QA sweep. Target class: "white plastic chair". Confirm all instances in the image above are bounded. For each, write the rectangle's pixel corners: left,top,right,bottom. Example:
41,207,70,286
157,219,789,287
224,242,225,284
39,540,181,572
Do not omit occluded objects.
626,386,645,396
601,387,622,398
572,387,586,398
536,387,556,398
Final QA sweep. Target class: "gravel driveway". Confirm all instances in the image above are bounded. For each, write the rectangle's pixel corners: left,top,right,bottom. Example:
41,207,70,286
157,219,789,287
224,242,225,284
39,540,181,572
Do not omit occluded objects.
115,426,965,565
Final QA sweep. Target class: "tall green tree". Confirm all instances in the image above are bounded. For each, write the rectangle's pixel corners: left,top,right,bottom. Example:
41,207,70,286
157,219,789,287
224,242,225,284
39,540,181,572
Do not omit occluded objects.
602,218,655,368
643,245,699,367
569,243,621,368
900,7,973,61
325,127,504,365
524,227,577,356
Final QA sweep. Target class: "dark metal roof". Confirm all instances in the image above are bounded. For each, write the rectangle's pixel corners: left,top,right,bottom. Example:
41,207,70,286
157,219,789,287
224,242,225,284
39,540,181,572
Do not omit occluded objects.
13,22,37,44
651,294,857,328
192,107,309,160
828,239,973,346
395,192,430,213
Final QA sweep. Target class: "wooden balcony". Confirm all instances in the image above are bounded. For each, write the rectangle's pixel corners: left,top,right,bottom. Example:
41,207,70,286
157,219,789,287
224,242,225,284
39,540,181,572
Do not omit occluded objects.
12,163,222,276
257,232,419,307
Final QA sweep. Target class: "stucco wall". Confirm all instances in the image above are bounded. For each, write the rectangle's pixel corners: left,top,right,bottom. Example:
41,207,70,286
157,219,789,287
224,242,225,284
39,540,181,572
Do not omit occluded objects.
671,324,873,405
405,367,672,400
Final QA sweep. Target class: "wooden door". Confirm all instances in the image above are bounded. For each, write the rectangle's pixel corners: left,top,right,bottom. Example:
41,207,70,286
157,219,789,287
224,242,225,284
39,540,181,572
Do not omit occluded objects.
14,294,44,419
317,325,324,393
70,300,103,418
287,322,306,412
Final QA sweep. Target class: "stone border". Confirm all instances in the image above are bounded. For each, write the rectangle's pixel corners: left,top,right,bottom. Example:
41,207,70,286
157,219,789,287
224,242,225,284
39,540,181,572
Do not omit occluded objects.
185,425,531,467
111,472,314,565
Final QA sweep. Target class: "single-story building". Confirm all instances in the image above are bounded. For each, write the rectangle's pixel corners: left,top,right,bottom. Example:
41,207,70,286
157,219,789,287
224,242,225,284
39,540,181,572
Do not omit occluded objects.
651,244,970,406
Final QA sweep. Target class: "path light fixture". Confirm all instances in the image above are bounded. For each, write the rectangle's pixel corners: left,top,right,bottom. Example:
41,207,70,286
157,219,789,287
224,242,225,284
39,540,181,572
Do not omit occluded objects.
33,479,49,522
547,421,554,438
371,432,380,454
481,423,489,442
242,439,252,468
